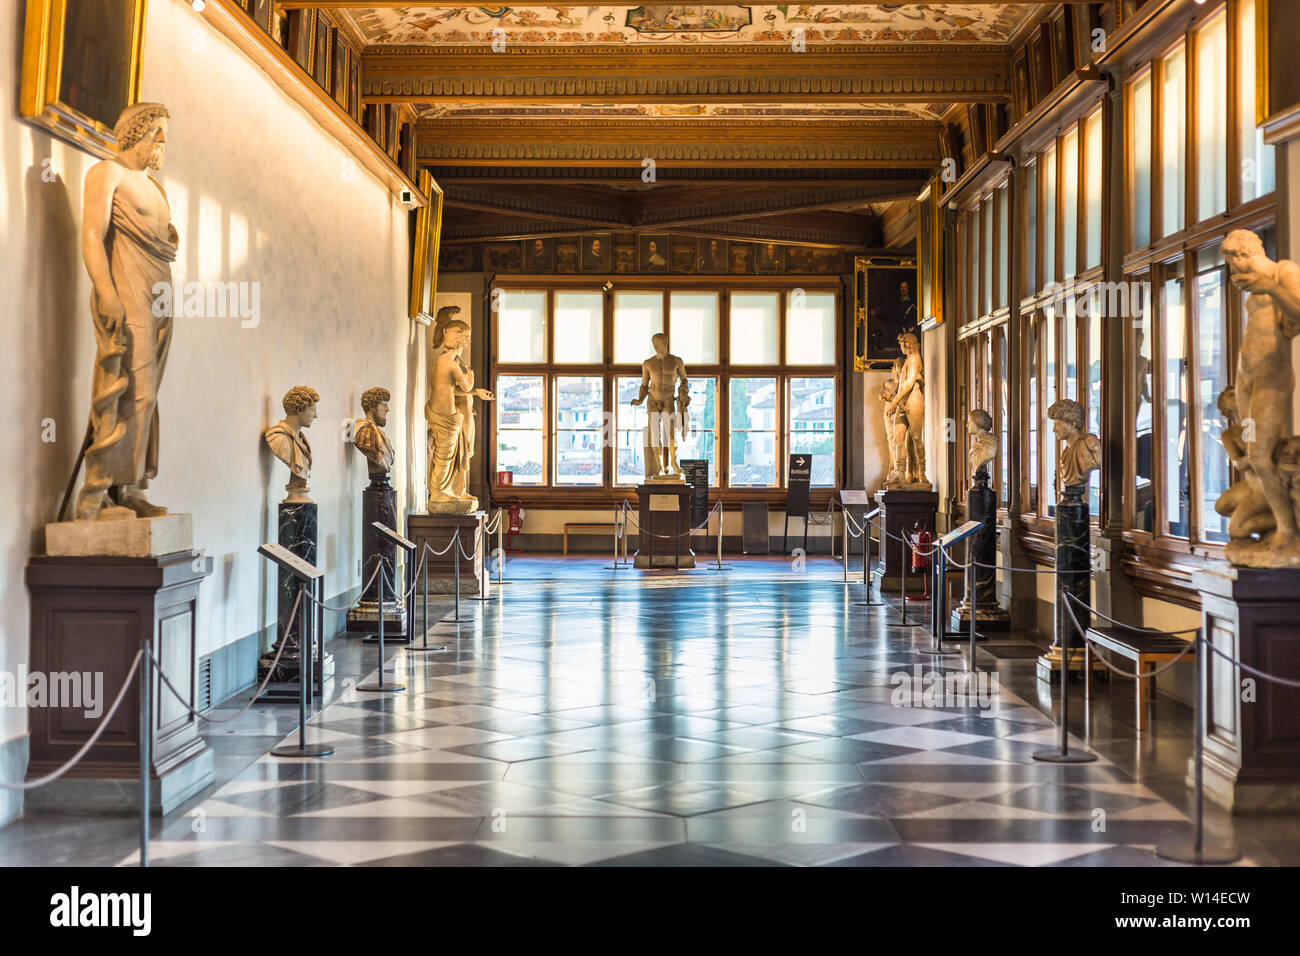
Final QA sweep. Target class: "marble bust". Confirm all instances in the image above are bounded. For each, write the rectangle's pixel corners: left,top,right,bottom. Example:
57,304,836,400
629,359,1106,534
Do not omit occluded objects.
1047,398,1100,493
265,386,318,504
630,332,690,481
1220,228,1300,568
353,387,395,480
75,102,178,521
968,408,997,480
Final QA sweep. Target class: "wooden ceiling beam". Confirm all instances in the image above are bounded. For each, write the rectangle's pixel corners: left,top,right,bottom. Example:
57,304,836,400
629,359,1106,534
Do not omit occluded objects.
282,1,1074,8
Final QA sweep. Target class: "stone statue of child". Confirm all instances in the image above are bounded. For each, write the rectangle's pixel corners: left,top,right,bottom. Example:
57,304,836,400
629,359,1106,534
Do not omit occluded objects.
630,332,690,480
265,386,319,504
76,102,178,521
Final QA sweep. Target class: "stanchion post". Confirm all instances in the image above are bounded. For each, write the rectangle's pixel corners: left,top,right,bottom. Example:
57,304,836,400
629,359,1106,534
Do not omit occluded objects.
968,539,978,670
1032,594,1096,763
842,509,849,584
454,530,461,621
358,565,404,693
139,637,150,868
497,508,505,584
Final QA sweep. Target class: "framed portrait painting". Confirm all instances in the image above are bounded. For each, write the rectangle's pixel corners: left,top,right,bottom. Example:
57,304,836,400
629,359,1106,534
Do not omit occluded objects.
580,234,612,273
638,234,670,272
854,258,920,370
20,0,148,159
408,170,443,322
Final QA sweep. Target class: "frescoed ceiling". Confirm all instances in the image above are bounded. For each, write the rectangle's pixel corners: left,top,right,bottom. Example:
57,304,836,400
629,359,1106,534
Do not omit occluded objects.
340,4,1035,47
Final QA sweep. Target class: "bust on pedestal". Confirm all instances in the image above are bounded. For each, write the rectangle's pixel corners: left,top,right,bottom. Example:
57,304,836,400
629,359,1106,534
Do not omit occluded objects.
261,386,326,691
347,387,405,634
952,409,1009,631
631,333,695,567
1036,398,1102,681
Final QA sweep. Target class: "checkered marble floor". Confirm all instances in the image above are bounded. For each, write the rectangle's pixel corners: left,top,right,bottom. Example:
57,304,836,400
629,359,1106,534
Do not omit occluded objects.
120,557,1243,867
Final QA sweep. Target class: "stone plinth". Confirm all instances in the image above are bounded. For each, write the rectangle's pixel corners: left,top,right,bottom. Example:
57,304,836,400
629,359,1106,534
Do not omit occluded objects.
347,476,405,632
1037,483,1101,681
408,511,487,595
1194,563,1300,814
635,482,695,569
874,488,937,590
24,551,214,815
45,513,192,557
951,471,1010,631
259,501,332,695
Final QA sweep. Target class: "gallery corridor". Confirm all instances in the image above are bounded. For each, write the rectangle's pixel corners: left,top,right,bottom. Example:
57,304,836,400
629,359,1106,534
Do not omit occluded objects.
32,557,1277,868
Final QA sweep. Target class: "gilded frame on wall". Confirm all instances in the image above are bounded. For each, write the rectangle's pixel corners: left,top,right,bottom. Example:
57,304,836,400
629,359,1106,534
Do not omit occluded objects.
916,182,943,332
19,0,148,159
409,170,444,322
853,258,919,372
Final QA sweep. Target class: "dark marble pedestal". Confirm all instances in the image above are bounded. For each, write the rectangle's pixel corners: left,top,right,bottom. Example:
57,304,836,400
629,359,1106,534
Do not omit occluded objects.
1193,563,1300,814
875,488,937,590
1037,484,1101,681
408,511,487,595
635,482,695,569
347,476,405,633
952,471,1010,631
24,552,214,814
259,501,333,697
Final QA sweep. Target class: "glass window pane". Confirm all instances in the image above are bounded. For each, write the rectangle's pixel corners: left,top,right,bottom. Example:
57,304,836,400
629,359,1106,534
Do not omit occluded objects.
1023,161,1038,296
669,292,718,365
982,199,993,315
1131,72,1153,248
1044,311,1057,516
728,376,777,486
553,291,602,364
614,292,663,365
1133,280,1154,531
787,377,836,487
998,328,1009,506
1084,109,1103,268
1087,291,1102,518
616,375,646,485
1028,317,1039,513
554,375,604,485
498,291,546,363
1196,12,1228,221
1240,0,1276,200
1161,44,1187,238
679,377,718,485
1043,143,1057,284
1196,257,1230,543
496,374,545,484
1064,297,1078,400
1163,273,1189,537
1061,127,1079,279
729,293,778,364
997,184,1009,308
786,291,836,364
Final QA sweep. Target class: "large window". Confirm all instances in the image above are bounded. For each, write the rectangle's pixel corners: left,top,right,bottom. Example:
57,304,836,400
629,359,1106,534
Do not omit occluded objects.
492,284,839,495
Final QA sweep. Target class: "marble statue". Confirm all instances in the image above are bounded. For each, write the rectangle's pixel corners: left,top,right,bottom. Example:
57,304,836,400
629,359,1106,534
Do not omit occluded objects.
353,387,395,479
1220,229,1300,568
630,332,690,481
426,306,491,512
1214,386,1276,541
74,103,178,521
265,386,319,504
880,362,902,485
883,333,930,490
967,408,997,479
1047,398,1101,491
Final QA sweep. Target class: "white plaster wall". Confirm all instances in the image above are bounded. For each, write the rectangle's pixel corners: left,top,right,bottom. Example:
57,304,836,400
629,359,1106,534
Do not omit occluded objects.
0,0,413,751
860,369,893,496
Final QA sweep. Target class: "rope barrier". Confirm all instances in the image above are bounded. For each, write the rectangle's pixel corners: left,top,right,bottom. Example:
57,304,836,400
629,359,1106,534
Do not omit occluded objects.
1059,594,1198,681
621,498,724,540
302,559,383,612
0,650,144,791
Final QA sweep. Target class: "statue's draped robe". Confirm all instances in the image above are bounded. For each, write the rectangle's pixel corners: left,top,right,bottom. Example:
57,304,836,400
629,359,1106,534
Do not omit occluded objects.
264,423,312,481
354,418,394,479
85,179,179,496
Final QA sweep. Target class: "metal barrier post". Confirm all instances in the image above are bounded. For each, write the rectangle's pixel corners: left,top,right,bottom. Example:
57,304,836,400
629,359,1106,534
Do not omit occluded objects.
139,637,150,868
358,568,404,693
1032,594,1096,763
454,533,462,621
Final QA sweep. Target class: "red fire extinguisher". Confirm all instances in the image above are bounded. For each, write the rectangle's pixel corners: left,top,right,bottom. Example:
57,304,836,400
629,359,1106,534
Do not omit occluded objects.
906,521,932,604
506,497,524,553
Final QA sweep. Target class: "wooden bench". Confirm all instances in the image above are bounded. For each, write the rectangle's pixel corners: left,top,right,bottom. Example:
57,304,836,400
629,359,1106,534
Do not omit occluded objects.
562,523,617,555
1083,626,1197,733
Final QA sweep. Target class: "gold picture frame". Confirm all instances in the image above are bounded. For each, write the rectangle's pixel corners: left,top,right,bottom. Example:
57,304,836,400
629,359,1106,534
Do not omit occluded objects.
20,0,148,159
853,257,919,372
409,170,444,322
916,182,943,331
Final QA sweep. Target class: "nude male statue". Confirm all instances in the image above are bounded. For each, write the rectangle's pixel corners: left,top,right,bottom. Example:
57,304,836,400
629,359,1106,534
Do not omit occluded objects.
1222,229,1300,562
884,333,930,489
630,332,690,479
74,103,178,521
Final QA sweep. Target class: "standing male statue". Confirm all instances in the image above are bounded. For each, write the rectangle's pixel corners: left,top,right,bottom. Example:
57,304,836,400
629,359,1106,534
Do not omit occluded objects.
426,309,490,512
1222,229,1300,566
630,332,690,480
73,102,178,521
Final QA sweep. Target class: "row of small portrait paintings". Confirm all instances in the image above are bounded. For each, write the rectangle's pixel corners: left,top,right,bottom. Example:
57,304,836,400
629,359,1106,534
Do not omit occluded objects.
440,236,850,275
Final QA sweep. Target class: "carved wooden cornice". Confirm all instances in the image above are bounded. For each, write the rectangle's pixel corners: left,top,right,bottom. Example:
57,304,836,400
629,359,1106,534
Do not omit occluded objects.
363,47,1011,104
425,165,932,186
415,118,943,168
